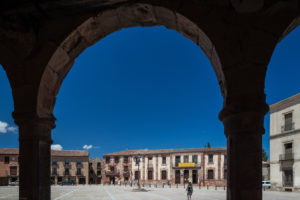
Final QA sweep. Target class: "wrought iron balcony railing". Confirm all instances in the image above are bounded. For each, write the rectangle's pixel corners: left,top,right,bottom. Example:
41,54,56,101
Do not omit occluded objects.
279,153,294,161
281,123,295,132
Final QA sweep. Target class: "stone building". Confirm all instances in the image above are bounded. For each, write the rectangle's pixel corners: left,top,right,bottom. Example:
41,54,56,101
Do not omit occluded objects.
103,148,227,186
270,93,300,191
0,148,19,186
0,148,89,185
89,157,102,184
51,150,89,184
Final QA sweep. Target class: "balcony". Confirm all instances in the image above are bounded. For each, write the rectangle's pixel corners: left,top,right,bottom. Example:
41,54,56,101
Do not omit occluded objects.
64,163,71,168
76,171,82,176
76,163,83,168
64,171,70,176
8,171,18,176
279,153,294,161
281,123,295,132
123,171,130,176
52,171,58,176
173,162,201,168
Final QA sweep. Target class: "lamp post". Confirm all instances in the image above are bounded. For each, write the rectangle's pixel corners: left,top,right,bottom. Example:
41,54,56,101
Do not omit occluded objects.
134,154,143,190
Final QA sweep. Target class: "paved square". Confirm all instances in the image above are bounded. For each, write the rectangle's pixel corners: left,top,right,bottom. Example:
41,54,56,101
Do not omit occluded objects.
0,185,300,200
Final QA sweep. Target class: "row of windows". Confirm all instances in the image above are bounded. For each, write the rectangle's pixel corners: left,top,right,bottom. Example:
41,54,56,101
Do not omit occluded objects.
52,159,83,165
105,154,227,165
3,156,17,164
52,168,83,175
133,170,168,180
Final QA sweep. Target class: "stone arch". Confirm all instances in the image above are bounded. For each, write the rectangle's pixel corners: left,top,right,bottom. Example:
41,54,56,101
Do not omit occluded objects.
36,3,224,118
278,15,300,42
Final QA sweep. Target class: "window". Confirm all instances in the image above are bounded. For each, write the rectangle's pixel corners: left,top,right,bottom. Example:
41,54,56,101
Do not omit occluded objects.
284,113,293,131
148,170,153,180
77,168,81,175
162,156,166,164
184,155,189,163
148,157,153,168
65,159,70,165
208,154,213,163
4,156,9,163
65,168,69,175
11,157,15,161
52,159,57,164
192,155,198,164
115,156,119,163
224,155,227,165
97,170,101,176
53,168,57,175
124,156,128,163
175,156,181,166
161,170,167,180
106,157,110,163
97,162,101,168
207,169,214,179
124,166,128,172
77,159,82,165
224,169,227,180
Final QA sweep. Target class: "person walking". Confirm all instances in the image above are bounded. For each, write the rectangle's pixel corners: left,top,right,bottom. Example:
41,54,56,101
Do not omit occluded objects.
186,182,193,200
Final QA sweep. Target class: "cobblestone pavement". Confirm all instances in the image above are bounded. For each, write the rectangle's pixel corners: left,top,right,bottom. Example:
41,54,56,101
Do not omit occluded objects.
0,185,300,200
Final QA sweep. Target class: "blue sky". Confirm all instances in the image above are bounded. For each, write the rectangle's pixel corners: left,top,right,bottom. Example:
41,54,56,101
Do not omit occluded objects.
0,26,299,159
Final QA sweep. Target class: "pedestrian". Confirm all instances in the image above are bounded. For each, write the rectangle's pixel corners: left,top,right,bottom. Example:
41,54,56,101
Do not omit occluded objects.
186,182,193,200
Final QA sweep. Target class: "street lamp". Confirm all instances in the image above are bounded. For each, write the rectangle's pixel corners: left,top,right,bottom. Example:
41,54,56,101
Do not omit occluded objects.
134,153,143,190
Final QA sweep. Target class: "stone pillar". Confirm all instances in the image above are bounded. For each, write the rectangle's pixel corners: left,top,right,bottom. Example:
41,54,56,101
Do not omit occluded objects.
15,114,55,200
219,106,268,200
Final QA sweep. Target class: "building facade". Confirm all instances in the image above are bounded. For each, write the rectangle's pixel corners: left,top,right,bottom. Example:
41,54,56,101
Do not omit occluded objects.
103,148,227,186
270,93,300,191
0,148,89,185
89,157,102,184
50,150,89,184
0,149,19,186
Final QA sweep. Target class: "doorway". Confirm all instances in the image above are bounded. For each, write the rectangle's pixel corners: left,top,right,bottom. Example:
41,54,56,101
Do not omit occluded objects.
175,170,180,184
192,170,198,184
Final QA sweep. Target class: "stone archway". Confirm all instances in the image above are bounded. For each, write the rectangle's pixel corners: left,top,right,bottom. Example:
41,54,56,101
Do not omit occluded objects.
37,3,224,118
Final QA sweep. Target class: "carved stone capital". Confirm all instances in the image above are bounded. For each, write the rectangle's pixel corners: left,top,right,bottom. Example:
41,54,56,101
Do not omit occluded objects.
219,103,268,136
12,111,55,142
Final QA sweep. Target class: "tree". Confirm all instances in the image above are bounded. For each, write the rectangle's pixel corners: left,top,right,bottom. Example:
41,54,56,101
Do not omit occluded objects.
262,148,268,161
204,142,211,148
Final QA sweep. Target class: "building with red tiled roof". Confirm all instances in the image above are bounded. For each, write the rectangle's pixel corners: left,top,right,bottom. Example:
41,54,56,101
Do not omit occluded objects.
0,148,90,185
102,147,227,186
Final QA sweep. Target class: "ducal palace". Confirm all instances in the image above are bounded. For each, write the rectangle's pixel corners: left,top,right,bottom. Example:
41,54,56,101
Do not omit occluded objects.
102,148,227,186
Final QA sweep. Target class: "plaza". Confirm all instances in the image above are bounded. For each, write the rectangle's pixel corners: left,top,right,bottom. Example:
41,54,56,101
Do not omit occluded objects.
0,185,300,200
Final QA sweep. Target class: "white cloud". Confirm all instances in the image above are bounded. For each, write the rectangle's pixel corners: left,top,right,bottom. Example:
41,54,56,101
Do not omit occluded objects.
0,121,18,134
51,144,63,151
7,126,18,133
0,121,8,133
83,145,93,150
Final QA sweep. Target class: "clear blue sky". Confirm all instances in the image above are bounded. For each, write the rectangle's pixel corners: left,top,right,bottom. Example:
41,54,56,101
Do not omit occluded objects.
0,26,299,159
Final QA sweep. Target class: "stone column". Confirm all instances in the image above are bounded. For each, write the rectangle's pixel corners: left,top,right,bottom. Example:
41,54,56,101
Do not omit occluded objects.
219,106,268,200
15,114,55,200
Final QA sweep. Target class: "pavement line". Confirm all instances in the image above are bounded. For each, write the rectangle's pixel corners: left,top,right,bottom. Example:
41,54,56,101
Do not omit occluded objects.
53,187,81,200
104,187,118,200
